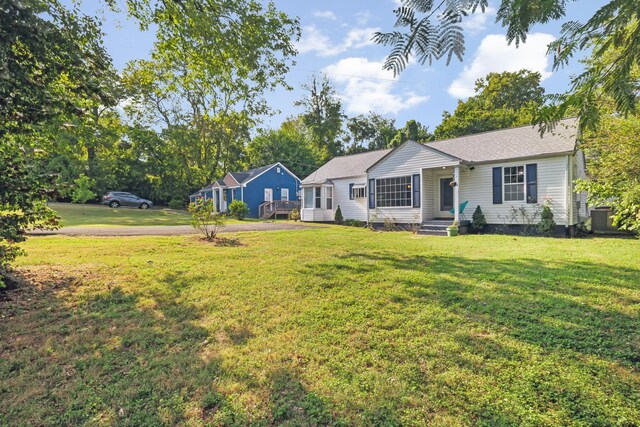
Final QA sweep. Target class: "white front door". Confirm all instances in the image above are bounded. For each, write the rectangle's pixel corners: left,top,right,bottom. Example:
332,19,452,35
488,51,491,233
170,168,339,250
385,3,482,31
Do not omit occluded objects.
281,188,289,201
264,188,273,202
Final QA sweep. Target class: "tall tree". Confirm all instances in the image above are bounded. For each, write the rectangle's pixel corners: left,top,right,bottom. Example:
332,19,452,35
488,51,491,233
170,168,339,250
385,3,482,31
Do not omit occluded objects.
295,74,346,162
121,0,299,199
246,118,319,179
389,119,433,148
346,112,397,153
434,70,545,139
1,0,116,285
374,0,640,133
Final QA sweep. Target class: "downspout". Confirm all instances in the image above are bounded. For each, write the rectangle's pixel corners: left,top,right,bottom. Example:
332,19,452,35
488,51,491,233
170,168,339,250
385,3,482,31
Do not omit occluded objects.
567,155,573,228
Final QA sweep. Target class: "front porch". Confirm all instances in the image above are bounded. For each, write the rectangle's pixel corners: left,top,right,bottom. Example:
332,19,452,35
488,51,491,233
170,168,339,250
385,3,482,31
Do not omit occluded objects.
419,164,465,224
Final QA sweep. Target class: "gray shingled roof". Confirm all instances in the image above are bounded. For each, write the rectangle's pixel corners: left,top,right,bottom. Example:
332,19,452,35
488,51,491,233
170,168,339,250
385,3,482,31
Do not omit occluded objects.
427,117,578,163
229,163,277,184
302,149,391,184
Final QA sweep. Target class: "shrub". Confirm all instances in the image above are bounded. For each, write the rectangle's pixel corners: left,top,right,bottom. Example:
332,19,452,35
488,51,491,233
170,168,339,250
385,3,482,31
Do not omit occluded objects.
168,198,184,210
383,217,396,231
334,205,344,224
288,208,300,221
537,203,557,236
228,200,250,220
344,219,365,227
188,198,226,240
471,205,487,233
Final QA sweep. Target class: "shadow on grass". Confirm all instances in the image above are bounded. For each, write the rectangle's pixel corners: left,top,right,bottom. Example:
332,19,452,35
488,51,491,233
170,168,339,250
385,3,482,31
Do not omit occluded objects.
0,270,343,426
298,251,640,424
313,251,640,366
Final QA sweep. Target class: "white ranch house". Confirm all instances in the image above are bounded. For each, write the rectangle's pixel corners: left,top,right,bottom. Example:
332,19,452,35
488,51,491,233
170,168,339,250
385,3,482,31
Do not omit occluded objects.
301,118,588,235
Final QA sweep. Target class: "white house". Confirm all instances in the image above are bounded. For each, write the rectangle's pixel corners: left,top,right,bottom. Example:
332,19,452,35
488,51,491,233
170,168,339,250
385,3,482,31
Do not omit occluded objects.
300,149,391,222
301,118,589,235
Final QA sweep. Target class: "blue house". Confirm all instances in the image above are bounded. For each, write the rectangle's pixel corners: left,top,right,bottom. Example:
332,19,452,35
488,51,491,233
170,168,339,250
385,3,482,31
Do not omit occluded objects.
191,163,301,218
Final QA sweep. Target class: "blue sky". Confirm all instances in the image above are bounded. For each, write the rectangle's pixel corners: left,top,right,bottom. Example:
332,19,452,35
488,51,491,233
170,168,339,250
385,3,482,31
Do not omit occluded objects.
83,0,606,132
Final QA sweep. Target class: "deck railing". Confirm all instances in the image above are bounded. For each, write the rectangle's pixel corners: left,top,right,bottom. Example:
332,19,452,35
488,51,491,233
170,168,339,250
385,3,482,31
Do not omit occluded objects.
259,200,300,218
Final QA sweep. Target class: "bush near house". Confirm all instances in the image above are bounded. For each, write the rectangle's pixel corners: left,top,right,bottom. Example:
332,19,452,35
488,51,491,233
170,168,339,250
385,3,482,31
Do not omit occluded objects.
538,203,557,236
471,205,487,233
228,200,250,220
334,205,344,224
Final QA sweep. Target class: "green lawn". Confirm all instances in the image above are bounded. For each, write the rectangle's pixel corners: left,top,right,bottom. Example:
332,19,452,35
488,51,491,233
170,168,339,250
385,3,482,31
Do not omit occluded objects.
50,202,193,227
2,228,640,426
49,202,263,227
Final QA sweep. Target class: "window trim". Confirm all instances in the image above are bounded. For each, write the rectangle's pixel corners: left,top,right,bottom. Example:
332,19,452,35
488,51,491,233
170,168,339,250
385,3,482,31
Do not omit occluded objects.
314,186,322,209
325,186,333,210
503,165,526,202
351,186,366,199
375,175,413,208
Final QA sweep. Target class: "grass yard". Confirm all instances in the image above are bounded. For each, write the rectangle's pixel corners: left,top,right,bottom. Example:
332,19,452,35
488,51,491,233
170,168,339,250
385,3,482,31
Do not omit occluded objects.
49,202,262,228
50,202,193,227
2,228,639,426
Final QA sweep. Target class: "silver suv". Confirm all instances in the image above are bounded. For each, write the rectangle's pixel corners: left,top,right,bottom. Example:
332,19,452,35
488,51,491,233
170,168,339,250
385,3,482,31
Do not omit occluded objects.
101,192,153,209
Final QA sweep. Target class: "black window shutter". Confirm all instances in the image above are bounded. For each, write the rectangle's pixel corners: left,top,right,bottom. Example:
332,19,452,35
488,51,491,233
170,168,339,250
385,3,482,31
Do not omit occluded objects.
526,163,537,203
349,183,354,200
492,167,502,204
412,174,420,208
368,179,375,208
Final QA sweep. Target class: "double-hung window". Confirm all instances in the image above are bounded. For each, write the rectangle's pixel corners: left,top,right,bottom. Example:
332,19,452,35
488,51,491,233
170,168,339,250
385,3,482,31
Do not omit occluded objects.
504,166,525,201
375,176,412,207
303,187,314,208
325,186,333,210
315,187,322,208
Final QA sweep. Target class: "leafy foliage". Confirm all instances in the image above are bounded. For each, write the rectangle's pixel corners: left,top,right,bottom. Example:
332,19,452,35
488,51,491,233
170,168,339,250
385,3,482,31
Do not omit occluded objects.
188,198,226,240
434,70,545,139
376,0,640,133
288,208,300,222
0,141,60,287
537,203,557,236
346,113,397,153
71,174,96,214
228,200,250,220
373,0,489,75
576,114,640,234
295,74,346,162
1,0,115,283
471,205,487,232
389,119,433,147
245,119,319,179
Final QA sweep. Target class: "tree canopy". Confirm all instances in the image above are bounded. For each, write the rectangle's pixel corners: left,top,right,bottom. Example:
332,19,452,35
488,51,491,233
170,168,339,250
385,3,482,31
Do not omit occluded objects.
434,70,545,139
374,0,640,133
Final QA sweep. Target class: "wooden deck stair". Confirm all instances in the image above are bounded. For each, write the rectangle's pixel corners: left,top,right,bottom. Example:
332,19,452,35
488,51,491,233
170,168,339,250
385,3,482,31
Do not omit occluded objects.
259,200,300,219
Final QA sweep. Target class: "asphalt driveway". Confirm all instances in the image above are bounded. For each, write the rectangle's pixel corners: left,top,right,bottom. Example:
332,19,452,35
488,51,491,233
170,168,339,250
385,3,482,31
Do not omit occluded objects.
29,222,317,236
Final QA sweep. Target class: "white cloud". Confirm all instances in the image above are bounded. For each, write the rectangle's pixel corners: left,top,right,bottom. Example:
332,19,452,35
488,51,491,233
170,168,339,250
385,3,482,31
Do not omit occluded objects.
297,26,380,57
355,10,371,26
459,6,496,33
324,57,429,115
448,33,555,99
313,10,337,20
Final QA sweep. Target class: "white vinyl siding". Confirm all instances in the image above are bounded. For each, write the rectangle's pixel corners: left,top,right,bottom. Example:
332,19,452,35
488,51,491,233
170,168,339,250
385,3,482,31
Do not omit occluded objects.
458,156,569,226
333,178,368,221
301,185,336,222
368,141,458,223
